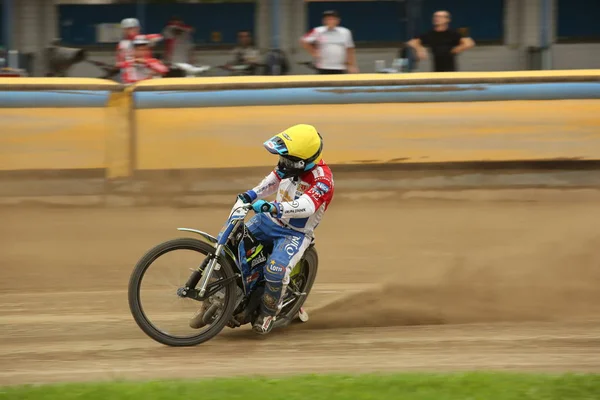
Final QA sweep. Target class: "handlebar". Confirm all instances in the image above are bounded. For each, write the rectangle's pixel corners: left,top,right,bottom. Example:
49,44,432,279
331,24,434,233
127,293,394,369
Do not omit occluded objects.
238,202,272,213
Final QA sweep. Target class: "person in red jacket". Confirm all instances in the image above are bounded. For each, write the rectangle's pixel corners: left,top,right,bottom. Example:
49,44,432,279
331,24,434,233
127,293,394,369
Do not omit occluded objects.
120,35,169,84
116,18,163,82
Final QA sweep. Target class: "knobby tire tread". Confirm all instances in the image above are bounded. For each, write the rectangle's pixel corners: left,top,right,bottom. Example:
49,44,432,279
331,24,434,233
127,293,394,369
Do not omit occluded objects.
128,237,237,347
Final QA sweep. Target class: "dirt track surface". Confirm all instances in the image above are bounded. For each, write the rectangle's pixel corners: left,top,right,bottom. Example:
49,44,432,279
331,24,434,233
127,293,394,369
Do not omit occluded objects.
2,196,600,385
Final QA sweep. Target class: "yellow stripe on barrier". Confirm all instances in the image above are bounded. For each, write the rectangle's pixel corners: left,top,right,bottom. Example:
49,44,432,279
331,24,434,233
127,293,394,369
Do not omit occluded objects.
104,91,133,179
133,69,600,91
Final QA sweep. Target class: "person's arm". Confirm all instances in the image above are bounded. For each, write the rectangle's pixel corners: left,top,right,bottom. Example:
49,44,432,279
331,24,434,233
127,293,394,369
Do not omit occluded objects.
406,35,428,60
344,29,358,73
300,28,320,60
181,24,194,33
451,36,475,54
188,46,195,64
245,48,260,65
119,60,135,84
242,170,282,202
115,42,129,68
115,52,126,69
225,48,239,68
145,58,169,75
146,33,164,46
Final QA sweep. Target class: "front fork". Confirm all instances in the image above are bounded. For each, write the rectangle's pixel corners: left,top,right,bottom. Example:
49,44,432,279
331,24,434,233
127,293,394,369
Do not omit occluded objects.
195,244,223,298
179,244,224,299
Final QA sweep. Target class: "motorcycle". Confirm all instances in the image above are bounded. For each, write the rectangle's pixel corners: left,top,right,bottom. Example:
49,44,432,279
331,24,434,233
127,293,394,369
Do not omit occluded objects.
127,198,318,346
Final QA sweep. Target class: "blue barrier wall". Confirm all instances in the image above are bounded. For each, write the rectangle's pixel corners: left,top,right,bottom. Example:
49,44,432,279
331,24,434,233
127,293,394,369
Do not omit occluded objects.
58,3,255,46
133,82,600,109
0,91,112,108
306,0,504,43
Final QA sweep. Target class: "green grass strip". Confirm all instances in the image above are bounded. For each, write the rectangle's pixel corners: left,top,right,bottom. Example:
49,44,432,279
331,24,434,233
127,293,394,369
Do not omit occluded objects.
1,372,600,400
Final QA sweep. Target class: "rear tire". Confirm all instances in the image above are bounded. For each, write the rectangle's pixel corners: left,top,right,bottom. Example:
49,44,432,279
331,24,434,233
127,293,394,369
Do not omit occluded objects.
128,237,238,347
274,246,319,329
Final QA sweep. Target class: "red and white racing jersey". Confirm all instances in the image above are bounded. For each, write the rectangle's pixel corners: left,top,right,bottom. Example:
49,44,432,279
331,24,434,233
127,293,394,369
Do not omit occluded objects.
116,34,163,81
119,58,168,84
251,160,334,238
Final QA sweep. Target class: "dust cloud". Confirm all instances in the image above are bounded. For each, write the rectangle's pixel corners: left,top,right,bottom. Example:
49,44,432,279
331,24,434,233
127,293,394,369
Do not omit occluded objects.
304,215,600,329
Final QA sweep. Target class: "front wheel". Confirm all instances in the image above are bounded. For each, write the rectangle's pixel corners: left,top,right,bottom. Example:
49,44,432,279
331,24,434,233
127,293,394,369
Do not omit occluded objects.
128,237,238,346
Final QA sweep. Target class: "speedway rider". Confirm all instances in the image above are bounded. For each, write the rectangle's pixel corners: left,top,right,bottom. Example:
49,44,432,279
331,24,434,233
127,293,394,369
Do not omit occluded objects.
236,124,334,334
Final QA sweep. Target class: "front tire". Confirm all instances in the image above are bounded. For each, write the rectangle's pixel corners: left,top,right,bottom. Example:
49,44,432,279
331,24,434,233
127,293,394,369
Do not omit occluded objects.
128,238,237,346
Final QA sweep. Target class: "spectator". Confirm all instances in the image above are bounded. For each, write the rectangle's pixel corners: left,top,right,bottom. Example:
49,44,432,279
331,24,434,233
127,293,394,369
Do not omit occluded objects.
162,16,195,65
226,30,260,75
300,10,358,74
120,35,169,85
406,10,475,72
116,18,163,82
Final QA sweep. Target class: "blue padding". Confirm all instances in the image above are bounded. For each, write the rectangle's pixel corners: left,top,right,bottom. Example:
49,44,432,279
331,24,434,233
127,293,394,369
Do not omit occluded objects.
0,91,111,108
134,83,600,109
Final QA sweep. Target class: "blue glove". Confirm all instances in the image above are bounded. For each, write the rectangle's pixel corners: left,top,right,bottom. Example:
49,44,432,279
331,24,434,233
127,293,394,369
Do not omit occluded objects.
252,200,276,214
238,190,257,204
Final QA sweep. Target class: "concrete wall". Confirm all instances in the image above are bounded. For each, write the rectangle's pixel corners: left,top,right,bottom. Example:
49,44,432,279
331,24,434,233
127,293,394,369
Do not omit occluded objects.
11,0,59,76
7,0,600,77
69,42,600,79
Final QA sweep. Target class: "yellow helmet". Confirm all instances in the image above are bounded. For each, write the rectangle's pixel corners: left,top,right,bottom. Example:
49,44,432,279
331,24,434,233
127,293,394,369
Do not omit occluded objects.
263,124,323,178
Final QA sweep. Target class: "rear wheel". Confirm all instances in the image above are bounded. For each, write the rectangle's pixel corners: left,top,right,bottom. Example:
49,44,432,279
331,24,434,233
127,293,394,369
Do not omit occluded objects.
274,246,319,329
128,238,238,346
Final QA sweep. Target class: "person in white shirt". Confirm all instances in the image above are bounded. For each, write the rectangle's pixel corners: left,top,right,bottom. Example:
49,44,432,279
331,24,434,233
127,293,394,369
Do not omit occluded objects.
300,10,358,74
225,30,261,75
162,16,195,65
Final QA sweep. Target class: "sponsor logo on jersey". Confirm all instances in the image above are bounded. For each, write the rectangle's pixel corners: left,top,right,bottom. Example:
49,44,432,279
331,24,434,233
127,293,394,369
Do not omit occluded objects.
279,188,293,202
284,236,301,256
267,262,284,273
316,181,330,193
250,253,267,267
246,270,260,284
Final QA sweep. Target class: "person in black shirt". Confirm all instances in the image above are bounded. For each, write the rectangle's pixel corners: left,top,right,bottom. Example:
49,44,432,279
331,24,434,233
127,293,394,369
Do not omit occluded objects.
407,10,475,72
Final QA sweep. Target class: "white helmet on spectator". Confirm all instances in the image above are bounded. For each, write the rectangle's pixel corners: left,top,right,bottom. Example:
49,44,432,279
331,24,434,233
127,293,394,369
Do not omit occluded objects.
121,18,140,29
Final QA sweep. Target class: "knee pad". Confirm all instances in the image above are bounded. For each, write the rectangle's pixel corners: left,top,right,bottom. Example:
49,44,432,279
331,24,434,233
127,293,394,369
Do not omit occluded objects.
262,260,286,314
264,260,286,283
